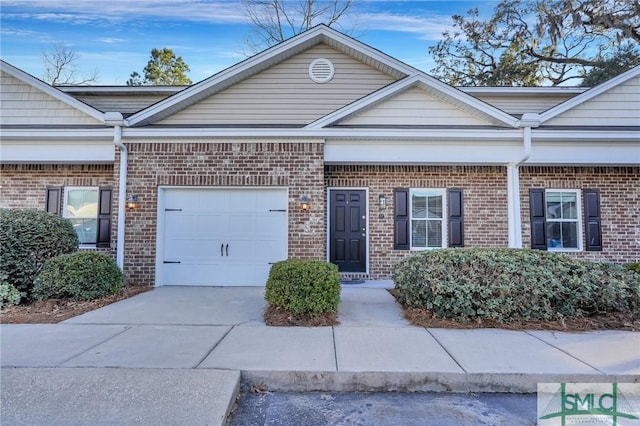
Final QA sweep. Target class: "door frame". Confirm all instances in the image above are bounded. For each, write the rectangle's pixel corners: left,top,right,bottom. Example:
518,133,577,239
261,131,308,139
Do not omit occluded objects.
326,187,369,275
155,186,289,287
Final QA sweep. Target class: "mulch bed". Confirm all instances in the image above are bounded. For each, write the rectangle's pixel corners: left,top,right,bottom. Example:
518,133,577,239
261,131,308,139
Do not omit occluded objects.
263,304,339,326
1,285,151,324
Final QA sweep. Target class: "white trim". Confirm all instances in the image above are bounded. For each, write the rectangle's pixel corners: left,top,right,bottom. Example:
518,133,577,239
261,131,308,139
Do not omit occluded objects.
0,140,115,164
544,189,583,252
63,186,100,247
408,188,447,250
539,66,640,123
0,128,115,140
0,60,106,123
306,75,520,129
326,187,369,275
119,127,523,140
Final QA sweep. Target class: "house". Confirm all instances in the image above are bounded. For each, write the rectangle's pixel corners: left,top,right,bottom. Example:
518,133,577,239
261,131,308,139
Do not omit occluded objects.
1,25,638,287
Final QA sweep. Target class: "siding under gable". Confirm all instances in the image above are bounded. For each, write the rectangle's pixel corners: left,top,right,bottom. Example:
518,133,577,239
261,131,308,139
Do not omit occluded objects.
545,76,640,126
340,86,493,126
473,94,577,116
0,71,103,125
157,44,398,126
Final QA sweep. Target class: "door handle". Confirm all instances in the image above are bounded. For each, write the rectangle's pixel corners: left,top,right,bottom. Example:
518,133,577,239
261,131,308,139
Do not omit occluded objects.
226,244,229,256
221,244,224,257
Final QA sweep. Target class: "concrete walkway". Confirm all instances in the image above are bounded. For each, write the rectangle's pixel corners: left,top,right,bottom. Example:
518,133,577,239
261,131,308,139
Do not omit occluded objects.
2,286,639,425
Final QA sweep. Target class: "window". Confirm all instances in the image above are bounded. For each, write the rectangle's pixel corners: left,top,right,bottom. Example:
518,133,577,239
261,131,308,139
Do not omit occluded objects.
46,186,112,248
64,187,99,245
394,188,463,251
545,190,580,249
530,188,598,252
410,189,446,249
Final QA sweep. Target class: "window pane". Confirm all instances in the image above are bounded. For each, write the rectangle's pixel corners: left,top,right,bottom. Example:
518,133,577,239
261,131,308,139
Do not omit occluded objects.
412,195,427,218
411,220,426,247
427,195,442,218
66,189,98,219
561,192,577,219
70,218,97,245
546,222,561,248
427,220,442,247
560,222,578,248
546,192,561,219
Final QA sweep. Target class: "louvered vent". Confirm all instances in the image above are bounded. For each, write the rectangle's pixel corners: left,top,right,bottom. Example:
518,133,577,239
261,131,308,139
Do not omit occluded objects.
309,58,334,83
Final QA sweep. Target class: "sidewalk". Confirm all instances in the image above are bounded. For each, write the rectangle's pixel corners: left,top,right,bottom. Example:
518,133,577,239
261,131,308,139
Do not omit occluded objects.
2,286,639,425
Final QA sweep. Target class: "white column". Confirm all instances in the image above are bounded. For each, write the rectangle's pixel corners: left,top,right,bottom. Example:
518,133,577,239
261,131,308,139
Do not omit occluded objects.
507,163,522,248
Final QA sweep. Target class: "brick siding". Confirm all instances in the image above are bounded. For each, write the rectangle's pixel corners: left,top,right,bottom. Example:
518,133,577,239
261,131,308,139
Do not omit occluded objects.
120,140,326,286
325,165,509,279
520,166,640,264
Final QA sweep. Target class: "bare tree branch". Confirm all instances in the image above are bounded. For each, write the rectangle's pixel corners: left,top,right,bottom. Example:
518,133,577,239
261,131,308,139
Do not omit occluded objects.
42,44,98,86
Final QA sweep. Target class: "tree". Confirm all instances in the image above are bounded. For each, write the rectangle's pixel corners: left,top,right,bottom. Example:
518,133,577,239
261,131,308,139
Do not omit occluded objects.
127,48,192,86
242,0,352,53
429,0,640,86
42,44,98,85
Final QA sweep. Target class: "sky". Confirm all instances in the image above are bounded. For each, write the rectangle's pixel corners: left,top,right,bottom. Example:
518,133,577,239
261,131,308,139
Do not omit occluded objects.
0,0,499,85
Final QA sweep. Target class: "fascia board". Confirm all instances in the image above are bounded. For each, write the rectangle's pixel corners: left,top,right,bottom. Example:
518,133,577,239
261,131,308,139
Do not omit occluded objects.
532,129,640,141
0,60,106,123
126,25,416,127
0,128,114,140
121,126,522,141
538,65,640,123
306,75,520,129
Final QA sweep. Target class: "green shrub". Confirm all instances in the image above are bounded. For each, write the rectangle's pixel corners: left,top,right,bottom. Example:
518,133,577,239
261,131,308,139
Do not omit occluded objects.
626,262,640,274
393,248,640,323
0,209,79,298
33,251,123,301
265,259,341,316
0,270,23,308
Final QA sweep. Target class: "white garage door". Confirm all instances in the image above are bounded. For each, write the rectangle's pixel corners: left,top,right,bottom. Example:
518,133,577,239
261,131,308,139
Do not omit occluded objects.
158,188,288,286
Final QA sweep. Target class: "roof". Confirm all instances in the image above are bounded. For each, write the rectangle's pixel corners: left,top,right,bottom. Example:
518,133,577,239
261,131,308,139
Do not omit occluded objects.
0,60,107,122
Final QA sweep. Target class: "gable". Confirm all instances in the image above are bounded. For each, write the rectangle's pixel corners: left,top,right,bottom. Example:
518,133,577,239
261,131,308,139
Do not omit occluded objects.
544,75,640,126
0,71,104,126
156,44,398,126
340,86,493,126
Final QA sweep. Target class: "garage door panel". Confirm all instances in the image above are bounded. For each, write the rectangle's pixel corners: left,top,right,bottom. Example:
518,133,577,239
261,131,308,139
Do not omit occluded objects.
160,188,288,286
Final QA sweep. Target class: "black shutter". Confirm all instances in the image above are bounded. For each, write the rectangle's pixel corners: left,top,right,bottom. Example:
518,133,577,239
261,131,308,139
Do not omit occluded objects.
96,187,112,248
529,189,547,250
448,188,464,247
45,187,61,215
394,188,410,250
583,189,602,251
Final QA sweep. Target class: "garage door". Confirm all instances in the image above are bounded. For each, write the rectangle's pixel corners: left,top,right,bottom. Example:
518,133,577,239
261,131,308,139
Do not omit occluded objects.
159,188,288,286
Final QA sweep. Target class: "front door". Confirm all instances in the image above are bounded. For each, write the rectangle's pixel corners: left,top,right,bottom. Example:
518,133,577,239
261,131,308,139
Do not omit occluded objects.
329,189,367,273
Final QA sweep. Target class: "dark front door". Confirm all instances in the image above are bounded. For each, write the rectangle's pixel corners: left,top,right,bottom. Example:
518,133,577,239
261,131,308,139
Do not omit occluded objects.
329,189,367,273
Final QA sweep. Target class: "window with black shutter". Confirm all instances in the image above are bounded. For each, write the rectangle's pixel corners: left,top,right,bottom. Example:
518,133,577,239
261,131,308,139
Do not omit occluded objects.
394,187,464,250
45,187,62,215
530,188,594,252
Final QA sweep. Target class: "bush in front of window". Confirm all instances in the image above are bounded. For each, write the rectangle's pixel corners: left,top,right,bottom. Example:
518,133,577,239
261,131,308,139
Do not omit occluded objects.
0,209,79,301
265,259,341,317
393,248,639,323
33,251,123,301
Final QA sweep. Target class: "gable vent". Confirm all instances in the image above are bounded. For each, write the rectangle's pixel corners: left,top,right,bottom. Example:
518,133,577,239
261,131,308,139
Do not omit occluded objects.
309,58,334,83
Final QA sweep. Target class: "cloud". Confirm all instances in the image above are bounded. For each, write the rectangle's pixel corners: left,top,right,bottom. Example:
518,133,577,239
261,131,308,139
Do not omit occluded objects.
354,12,454,41
99,38,126,44
1,0,249,26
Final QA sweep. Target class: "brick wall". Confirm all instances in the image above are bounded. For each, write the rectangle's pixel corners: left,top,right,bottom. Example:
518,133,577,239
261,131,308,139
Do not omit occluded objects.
0,164,115,210
520,166,640,264
325,165,509,279
122,140,326,286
